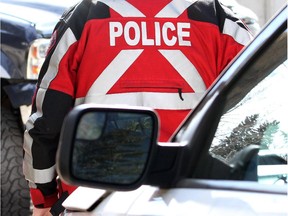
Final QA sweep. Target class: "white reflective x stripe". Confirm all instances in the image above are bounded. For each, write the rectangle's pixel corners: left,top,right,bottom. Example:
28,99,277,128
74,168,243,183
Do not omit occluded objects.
77,92,205,110
159,50,206,92
85,49,205,105
86,0,204,110
98,0,145,17
223,19,253,46
156,0,197,18
87,49,143,94
98,0,196,18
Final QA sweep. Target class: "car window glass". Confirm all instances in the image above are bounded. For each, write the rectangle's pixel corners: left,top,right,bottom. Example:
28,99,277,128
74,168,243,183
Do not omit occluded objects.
209,30,287,185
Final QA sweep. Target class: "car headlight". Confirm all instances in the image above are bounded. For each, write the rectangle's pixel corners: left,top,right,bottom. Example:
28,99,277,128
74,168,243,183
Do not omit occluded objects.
26,38,50,80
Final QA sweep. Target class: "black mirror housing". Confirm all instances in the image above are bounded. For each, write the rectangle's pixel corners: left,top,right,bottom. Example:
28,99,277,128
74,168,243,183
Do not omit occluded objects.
56,104,159,191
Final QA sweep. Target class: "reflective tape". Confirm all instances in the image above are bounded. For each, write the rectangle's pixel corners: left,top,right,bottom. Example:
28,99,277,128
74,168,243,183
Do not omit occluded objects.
159,49,206,92
156,0,197,18
76,91,205,110
86,49,143,94
223,18,253,46
98,0,145,17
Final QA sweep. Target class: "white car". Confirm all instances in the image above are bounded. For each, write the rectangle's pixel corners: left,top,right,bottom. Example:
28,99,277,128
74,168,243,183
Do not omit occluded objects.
57,5,287,216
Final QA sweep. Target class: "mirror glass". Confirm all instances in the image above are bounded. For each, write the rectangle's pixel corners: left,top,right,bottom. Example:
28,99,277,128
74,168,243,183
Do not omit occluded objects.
72,110,154,185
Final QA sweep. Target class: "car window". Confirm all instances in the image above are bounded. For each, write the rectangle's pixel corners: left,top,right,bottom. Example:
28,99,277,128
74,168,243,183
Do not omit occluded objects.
209,29,288,185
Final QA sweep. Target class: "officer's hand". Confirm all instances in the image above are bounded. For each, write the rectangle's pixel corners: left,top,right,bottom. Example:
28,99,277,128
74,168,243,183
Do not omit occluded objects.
32,207,51,216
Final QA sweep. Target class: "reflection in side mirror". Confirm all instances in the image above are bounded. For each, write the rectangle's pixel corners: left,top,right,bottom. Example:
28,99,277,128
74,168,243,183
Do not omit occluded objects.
76,112,106,140
57,105,159,190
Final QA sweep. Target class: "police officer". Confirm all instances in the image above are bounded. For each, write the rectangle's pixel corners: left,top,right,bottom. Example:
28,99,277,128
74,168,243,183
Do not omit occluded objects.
23,0,253,215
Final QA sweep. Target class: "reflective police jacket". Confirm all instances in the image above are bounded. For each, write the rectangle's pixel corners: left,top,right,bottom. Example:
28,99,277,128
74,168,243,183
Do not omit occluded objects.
23,0,253,208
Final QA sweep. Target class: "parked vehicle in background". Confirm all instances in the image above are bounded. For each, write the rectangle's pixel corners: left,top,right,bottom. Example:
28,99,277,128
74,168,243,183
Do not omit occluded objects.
57,5,287,216
0,0,78,215
220,0,261,35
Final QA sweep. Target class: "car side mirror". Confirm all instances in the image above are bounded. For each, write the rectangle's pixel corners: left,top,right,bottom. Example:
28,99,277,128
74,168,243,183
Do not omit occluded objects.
57,104,159,191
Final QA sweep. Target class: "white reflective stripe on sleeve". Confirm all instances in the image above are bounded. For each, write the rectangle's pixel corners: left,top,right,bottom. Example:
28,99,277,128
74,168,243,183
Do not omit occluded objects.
23,88,47,183
159,50,207,92
23,162,56,184
82,92,205,110
23,28,76,185
41,28,77,89
98,0,145,17
156,0,197,18
87,49,143,94
27,87,46,128
23,130,33,176
23,88,57,184
223,19,253,46
23,130,56,184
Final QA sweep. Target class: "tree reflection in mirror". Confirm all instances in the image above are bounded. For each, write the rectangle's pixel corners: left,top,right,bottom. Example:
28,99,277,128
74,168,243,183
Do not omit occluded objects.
72,111,153,185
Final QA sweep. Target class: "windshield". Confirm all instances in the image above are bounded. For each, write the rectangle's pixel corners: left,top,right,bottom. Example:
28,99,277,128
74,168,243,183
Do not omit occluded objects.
209,29,288,185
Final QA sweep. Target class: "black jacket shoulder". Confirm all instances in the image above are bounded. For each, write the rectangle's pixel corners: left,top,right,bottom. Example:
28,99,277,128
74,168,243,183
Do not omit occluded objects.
187,0,241,32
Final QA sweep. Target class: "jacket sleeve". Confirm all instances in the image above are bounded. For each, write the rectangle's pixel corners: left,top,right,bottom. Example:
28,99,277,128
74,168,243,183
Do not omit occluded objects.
22,0,90,208
215,0,254,73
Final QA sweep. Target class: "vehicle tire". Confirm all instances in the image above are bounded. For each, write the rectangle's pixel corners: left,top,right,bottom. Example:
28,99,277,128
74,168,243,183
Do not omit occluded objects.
1,103,31,215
